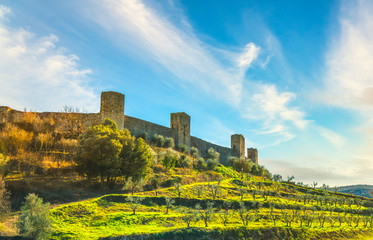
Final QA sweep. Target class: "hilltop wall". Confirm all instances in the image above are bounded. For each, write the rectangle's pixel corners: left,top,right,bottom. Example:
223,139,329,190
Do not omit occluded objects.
190,136,235,165
0,91,258,165
123,115,177,141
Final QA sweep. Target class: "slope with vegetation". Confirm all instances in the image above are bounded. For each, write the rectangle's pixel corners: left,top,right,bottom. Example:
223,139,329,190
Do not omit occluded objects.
0,116,372,239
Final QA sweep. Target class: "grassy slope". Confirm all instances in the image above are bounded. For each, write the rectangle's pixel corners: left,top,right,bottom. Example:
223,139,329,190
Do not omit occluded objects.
49,165,373,240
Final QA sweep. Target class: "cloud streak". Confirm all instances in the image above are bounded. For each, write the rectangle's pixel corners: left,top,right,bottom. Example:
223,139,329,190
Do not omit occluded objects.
0,5,97,112
86,0,307,144
322,0,373,113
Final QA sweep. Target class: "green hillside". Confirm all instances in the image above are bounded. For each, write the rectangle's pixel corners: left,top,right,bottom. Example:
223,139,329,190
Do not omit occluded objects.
47,165,373,240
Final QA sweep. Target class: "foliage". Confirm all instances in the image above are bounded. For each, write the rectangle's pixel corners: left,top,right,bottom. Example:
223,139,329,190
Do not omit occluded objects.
178,144,188,154
231,157,254,173
120,137,153,181
0,153,10,178
196,201,214,227
206,158,219,171
0,178,10,220
126,196,143,215
76,119,123,185
165,196,175,214
196,158,207,170
190,147,198,159
123,177,146,195
164,137,175,149
207,148,219,161
152,134,165,147
162,153,178,170
18,193,53,240
76,119,153,185
174,182,183,197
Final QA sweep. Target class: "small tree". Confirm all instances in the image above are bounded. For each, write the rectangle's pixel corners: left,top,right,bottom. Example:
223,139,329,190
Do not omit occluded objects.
162,154,177,170
238,185,248,200
165,196,175,214
192,185,205,198
174,183,183,197
164,137,175,148
196,158,207,170
178,144,188,154
207,184,221,200
18,193,53,240
197,201,214,227
206,159,218,170
153,134,165,147
238,201,250,226
218,201,232,226
190,147,198,166
272,174,283,182
269,203,278,226
123,177,146,195
126,196,143,215
178,206,199,228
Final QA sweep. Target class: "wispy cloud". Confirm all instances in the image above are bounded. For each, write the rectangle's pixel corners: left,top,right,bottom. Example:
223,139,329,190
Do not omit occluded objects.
86,0,307,145
318,0,373,182
0,5,97,112
0,5,10,19
322,0,373,112
317,127,345,147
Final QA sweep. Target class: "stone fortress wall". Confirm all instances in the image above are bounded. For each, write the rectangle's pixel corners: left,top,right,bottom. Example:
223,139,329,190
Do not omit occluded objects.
0,91,258,164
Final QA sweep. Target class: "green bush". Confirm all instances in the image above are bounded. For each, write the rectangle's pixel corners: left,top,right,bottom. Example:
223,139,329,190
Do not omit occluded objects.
181,156,192,168
152,134,165,147
18,193,53,240
206,159,218,170
196,158,207,170
178,144,188,154
164,137,175,148
230,157,253,173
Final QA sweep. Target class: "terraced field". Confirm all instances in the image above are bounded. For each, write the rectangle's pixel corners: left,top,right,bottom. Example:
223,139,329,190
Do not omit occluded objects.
49,166,373,239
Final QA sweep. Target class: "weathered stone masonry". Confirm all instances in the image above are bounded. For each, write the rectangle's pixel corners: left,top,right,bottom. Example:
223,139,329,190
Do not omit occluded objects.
0,91,258,164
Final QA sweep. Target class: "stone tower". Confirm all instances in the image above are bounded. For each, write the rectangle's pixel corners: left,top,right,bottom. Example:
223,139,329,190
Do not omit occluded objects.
170,112,190,149
247,148,258,164
231,134,245,159
100,91,125,129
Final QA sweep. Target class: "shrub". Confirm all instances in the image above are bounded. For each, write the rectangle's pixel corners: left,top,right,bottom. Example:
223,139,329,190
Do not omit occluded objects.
196,158,207,170
207,148,219,161
162,154,178,170
206,159,218,171
138,131,148,142
152,134,165,147
181,156,193,168
18,193,53,240
164,137,175,149
178,144,188,154
231,157,253,173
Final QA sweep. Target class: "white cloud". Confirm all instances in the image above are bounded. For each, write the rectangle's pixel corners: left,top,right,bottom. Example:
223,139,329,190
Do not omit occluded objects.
317,127,345,148
0,6,98,112
86,0,307,144
237,43,261,75
0,5,10,19
322,0,373,112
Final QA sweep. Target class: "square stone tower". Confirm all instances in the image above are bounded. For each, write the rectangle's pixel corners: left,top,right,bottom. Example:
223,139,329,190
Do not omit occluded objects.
100,91,125,129
231,134,245,159
170,112,190,149
247,148,258,164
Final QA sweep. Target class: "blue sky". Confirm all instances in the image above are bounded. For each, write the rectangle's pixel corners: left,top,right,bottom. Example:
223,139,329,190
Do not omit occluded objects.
1,0,372,186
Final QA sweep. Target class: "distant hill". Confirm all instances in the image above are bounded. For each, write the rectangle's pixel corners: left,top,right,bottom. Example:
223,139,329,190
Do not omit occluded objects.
337,184,373,198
